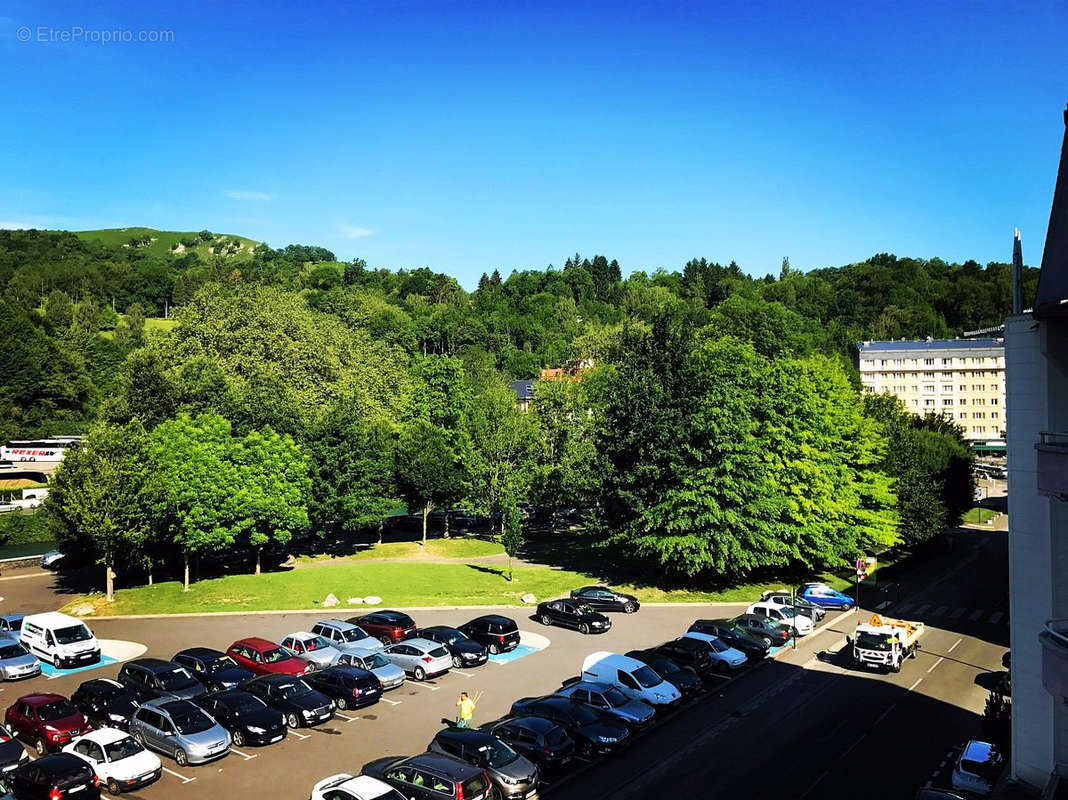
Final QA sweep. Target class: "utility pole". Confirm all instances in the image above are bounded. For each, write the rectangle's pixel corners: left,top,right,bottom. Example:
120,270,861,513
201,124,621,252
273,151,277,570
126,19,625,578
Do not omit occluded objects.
791,586,797,650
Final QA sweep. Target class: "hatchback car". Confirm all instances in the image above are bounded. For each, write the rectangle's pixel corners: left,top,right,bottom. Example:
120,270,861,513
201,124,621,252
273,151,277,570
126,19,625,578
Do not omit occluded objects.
303,665,382,710
350,611,417,645
63,728,162,795
0,636,40,680
6,693,91,755
383,638,452,681
746,602,813,635
10,753,100,800
653,638,716,677
488,716,575,772
569,586,640,614
226,637,309,676
363,752,494,800
0,726,29,774
687,620,770,662
759,590,826,621
623,650,703,697
193,690,286,747
730,613,793,647
536,600,611,634
281,632,343,671
311,773,407,800
408,627,487,669
457,615,520,655
117,659,207,702
71,679,140,732
428,726,539,800
0,616,23,636
680,632,748,673
951,740,1003,796
556,680,655,728
242,675,335,729
311,620,385,653
797,582,855,611
335,649,406,691
172,648,254,692
129,699,230,766
508,695,629,758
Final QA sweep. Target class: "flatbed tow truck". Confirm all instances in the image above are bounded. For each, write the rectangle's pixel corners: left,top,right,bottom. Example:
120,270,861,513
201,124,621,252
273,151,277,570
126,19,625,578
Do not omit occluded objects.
852,613,924,673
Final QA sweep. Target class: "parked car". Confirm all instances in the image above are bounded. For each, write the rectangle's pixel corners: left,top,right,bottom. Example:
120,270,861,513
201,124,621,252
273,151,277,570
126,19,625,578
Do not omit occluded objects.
0,726,29,773
225,637,309,676
310,620,385,654
427,726,539,800
653,637,716,677
383,638,451,681
457,615,521,655
0,616,24,635
488,716,575,772
19,612,100,669
580,652,681,706
40,551,66,570
117,659,207,702
556,680,655,728
729,613,793,647
406,626,487,669
797,582,855,611
758,590,826,621
622,650,703,697
128,698,230,766
335,649,406,691
171,648,254,692
242,675,334,729
71,679,140,731
280,632,343,671
569,586,641,614
508,695,630,758
9,753,100,799
680,633,748,673
746,602,813,636
310,773,407,800
536,600,611,634
687,620,770,662
193,690,286,747
362,752,494,800
303,665,382,710
6,693,90,755
0,636,40,680
63,728,162,795
951,740,1004,797
349,611,417,646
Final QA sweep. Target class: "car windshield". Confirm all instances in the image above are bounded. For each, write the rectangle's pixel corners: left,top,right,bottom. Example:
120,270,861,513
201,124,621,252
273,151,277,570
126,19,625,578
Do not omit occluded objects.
856,632,894,652
565,703,599,724
651,658,679,674
0,643,27,659
706,638,729,653
775,606,797,619
104,736,144,761
437,629,466,645
172,709,214,735
207,655,238,672
365,653,391,669
477,739,519,768
157,668,198,690
38,700,78,721
632,666,661,688
275,680,312,699
302,636,334,652
602,686,630,707
95,683,127,699
261,648,291,664
54,625,93,644
428,646,449,659
339,627,369,643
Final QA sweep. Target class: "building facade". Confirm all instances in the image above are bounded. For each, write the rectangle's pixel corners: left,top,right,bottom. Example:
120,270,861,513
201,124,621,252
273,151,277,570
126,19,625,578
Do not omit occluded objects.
856,339,1006,441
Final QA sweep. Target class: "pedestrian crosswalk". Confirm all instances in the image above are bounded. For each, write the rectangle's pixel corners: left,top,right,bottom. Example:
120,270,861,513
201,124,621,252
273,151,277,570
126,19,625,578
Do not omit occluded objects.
872,600,1007,625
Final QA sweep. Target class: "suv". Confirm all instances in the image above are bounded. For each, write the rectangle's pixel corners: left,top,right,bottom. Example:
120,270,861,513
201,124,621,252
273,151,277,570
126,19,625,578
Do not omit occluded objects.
117,659,207,702
303,665,382,710
488,716,574,772
129,699,231,766
310,620,384,653
458,616,520,655
226,638,308,676
5,693,90,755
363,752,494,800
654,638,715,677
428,726,539,800
555,680,655,728
350,612,417,646
408,627,487,668
172,648,254,692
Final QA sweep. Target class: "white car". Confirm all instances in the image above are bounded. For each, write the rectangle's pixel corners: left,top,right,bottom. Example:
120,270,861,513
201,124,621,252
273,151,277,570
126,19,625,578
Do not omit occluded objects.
680,632,748,672
311,772,407,800
64,727,163,795
746,602,814,635
951,740,1003,796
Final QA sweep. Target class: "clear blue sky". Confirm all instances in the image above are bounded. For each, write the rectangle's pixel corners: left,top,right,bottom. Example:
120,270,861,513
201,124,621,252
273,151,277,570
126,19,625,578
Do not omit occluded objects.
1,0,1065,288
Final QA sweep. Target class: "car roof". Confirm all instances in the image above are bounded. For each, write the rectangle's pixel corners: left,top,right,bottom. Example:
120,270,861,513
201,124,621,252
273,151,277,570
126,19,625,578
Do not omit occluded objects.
318,619,358,630
400,637,440,651
437,727,495,745
563,680,615,694
368,610,409,621
286,631,317,640
961,740,997,762
36,753,88,773
472,614,514,625
233,637,281,650
0,614,23,622
422,625,463,634
128,658,178,672
332,775,398,797
18,693,66,706
250,673,299,686
403,751,482,777
82,678,125,690
22,612,85,628
503,716,558,733
80,727,129,745
154,699,200,715
176,647,225,659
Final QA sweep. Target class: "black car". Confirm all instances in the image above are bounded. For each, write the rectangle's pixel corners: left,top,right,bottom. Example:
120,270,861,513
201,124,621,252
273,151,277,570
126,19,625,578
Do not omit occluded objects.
488,716,575,771
536,600,611,635
729,613,792,647
172,648,255,692
303,665,381,710
654,638,716,677
407,627,487,669
71,678,140,731
116,658,207,702
623,650,703,697
507,695,629,758
363,753,494,800
0,725,27,773
687,620,770,662
457,616,520,655
569,586,640,614
242,675,334,729
427,727,539,800
10,753,100,800
193,690,286,747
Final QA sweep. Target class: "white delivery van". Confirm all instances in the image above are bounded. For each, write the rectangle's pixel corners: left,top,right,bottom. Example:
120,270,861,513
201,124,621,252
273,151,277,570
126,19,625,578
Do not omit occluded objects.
20,612,101,669
580,651,681,707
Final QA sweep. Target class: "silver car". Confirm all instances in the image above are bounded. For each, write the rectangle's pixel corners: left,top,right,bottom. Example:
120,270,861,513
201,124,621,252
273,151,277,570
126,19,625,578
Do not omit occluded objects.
280,632,342,671
335,648,405,690
0,637,40,680
383,638,451,681
129,699,230,766
310,620,385,653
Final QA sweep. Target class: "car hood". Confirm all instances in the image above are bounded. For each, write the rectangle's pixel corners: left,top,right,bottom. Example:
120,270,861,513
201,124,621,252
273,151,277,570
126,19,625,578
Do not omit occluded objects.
261,658,307,674
0,654,38,672
371,663,405,682
43,712,88,732
578,613,610,623
211,666,254,687
280,691,329,711
450,640,486,655
618,699,656,721
103,699,140,720
0,738,26,766
162,683,208,701
363,755,405,779
108,749,161,779
239,707,284,729
576,721,627,741
303,648,339,664
180,725,230,749
494,753,538,783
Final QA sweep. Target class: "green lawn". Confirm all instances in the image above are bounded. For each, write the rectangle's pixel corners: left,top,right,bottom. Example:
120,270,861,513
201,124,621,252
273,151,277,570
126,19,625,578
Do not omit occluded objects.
76,228,259,261
297,538,505,563
962,507,997,524
144,317,178,333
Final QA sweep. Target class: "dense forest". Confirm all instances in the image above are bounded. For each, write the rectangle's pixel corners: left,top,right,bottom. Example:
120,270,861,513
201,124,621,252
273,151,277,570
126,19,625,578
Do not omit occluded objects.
0,227,1027,594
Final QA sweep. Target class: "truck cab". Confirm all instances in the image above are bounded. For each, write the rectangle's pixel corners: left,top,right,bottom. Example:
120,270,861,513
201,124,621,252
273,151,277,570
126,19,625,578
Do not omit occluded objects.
852,614,923,673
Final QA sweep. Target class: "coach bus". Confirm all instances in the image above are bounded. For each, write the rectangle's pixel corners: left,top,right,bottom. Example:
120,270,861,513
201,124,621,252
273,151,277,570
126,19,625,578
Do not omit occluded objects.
0,436,83,462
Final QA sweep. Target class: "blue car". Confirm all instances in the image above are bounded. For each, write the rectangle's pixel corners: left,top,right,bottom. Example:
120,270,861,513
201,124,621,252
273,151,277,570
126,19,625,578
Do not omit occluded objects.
797,583,855,611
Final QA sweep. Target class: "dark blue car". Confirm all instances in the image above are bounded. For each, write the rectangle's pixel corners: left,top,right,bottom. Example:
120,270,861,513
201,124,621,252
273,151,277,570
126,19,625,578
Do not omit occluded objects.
797,583,855,611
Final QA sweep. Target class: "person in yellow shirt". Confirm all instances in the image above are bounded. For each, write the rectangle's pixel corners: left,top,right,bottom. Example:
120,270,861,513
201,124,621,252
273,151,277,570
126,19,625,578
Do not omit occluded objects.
456,691,476,728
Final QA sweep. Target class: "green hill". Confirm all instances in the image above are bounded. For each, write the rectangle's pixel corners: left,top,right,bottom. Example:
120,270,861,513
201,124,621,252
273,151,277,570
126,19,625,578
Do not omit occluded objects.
75,227,260,261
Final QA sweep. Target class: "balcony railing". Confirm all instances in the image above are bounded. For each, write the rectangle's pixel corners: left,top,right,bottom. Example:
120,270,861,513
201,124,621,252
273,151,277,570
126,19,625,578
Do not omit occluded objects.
1041,619,1068,701
1037,432,1068,501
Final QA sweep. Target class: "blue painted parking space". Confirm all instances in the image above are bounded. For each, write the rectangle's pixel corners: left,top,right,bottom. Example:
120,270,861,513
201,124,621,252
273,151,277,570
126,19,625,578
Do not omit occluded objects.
488,644,538,664
40,654,117,679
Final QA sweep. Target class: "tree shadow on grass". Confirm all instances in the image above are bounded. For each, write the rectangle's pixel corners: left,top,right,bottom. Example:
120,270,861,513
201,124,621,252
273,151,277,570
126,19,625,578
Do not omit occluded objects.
466,563,506,578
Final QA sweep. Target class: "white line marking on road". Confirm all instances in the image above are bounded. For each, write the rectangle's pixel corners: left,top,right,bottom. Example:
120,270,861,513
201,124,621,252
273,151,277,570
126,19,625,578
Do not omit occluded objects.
410,680,441,691
229,747,257,760
333,712,356,722
927,657,945,673
947,638,962,654
933,605,949,616
873,702,898,727
161,766,196,783
287,730,310,740
908,677,924,692
988,611,1004,624
916,604,931,615
451,669,474,677
968,609,984,622
949,607,965,619
381,697,402,706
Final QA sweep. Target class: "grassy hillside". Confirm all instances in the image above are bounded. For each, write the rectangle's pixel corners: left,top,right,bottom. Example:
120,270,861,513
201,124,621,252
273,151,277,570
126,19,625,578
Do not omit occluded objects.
76,228,260,261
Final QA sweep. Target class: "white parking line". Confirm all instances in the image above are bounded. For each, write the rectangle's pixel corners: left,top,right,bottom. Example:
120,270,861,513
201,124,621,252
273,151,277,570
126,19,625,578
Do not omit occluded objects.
229,747,257,760
161,766,196,784
908,677,924,692
410,680,441,691
947,638,962,654
381,697,402,706
927,657,945,673
451,669,475,677
968,609,984,621
287,730,310,740
333,712,356,722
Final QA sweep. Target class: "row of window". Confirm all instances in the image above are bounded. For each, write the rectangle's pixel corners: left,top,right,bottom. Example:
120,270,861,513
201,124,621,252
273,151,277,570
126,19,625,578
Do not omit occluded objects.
865,371,1001,380
862,357,1001,367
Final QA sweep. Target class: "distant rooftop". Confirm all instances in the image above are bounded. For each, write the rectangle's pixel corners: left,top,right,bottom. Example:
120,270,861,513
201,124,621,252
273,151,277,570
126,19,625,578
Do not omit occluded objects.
857,338,1003,352
510,380,534,401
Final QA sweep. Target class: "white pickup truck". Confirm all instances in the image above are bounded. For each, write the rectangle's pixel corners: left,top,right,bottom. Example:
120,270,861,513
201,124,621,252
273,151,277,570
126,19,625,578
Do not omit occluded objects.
852,614,924,673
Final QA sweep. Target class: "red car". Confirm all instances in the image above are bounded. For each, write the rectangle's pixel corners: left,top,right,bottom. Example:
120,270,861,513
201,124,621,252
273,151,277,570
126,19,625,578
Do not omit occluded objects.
5,693,91,755
348,611,417,645
226,637,308,676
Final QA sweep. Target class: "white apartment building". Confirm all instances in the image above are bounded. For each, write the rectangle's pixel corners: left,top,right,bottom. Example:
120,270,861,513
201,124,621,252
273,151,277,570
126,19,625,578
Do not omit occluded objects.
855,338,1006,441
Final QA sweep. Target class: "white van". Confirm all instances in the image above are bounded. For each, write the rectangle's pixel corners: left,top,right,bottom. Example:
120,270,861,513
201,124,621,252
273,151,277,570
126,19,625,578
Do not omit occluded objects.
580,651,681,707
19,612,101,669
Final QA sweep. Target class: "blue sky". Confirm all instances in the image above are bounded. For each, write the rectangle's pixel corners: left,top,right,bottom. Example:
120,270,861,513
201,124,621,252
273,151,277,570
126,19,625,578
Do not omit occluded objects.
1,0,1065,288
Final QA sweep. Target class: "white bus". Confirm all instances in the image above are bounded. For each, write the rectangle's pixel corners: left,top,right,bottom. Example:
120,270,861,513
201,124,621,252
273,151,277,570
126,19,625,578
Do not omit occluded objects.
0,436,83,462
